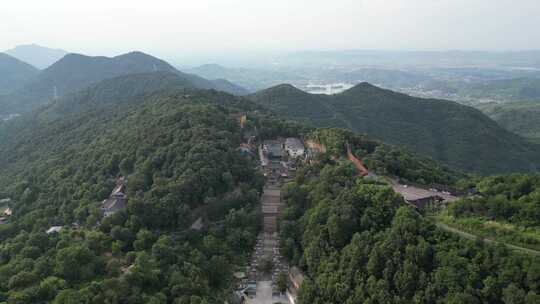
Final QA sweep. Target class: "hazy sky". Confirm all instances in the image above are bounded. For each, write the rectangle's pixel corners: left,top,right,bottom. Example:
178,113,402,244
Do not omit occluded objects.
2,0,540,60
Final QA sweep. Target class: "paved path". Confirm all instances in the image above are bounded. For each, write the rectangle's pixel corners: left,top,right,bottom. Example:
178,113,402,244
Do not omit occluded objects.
435,221,540,256
245,281,287,304
243,142,291,304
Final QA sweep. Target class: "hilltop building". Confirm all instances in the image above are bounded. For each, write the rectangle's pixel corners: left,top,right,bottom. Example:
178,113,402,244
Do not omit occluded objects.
262,140,284,159
391,184,446,209
284,138,305,158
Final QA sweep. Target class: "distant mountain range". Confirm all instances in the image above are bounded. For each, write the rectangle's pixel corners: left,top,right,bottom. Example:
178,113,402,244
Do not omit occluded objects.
5,44,68,69
2,46,540,174
0,50,538,303
0,53,39,94
273,49,540,69
187,64,540,104
186,63,302,92
249,83,540,173
463,78,540,102
0,51,248,116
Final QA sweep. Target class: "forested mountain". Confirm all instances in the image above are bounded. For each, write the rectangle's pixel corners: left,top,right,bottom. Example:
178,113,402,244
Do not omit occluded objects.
208,78,249,95
249,83,540,173
1,80,539,302
0,89,270,302
4,44,68,69
0,51,247,116
0,72,246,145
479,101,540,144
0,53,39,94
35,72,206,120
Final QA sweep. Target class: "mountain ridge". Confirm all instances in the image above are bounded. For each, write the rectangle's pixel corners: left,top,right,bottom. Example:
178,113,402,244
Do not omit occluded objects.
249,82,540,173
0,51,247,116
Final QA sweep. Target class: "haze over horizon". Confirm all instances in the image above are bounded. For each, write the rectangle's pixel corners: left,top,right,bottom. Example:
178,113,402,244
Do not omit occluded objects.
2,0,540,65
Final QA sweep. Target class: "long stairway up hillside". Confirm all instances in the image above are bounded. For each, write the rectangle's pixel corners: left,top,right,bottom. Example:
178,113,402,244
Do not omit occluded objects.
262,187,283,234
244,140,292,304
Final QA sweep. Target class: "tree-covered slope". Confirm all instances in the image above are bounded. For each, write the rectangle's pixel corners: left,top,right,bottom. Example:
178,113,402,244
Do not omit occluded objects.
308,128,461,185
208,78,249,96
479,101,540,144
0,71,199,137
279,159,540,304
0,53,39,94
36,71,198,120
249,83,540,173
438,174,540,251
0,89,267,302
2,79,536,302
0,51,247,116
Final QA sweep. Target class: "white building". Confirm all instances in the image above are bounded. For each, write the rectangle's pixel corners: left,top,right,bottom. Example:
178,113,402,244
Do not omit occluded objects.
284,138,305,158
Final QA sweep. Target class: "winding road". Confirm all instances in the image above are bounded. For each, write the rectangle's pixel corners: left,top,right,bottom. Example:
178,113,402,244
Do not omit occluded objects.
434,221,540,256
388,179,540,256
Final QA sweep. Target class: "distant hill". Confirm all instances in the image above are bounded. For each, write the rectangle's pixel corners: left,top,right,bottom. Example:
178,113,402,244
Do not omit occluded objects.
479,101,540,144
209,78,249,95
308,68,432,89
5,44,68,69
274,49,540,69
187,63,301,91
24,51,180,96
416,77,540,104
464,78,540,102
0,51,247,116
0,53,39,94
36,71,196,120
249,83,540,173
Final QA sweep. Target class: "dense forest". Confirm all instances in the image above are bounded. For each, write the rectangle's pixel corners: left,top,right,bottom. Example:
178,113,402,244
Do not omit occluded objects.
279,160,540,303
308,128,461,185
1,79,539,303
0,90,278,303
